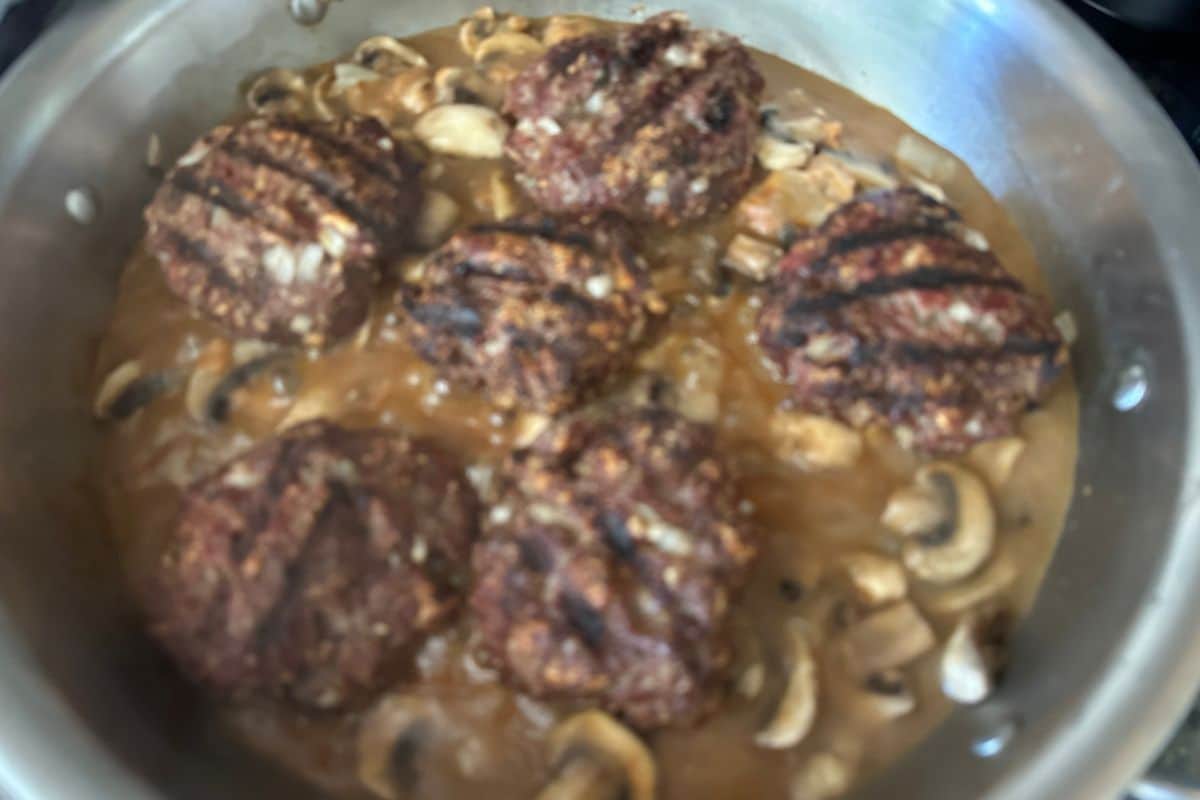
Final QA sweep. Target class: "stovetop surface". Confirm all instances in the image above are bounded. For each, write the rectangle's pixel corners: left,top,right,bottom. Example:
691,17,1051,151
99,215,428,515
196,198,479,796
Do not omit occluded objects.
1068,0,1200,158
1,0,1199,794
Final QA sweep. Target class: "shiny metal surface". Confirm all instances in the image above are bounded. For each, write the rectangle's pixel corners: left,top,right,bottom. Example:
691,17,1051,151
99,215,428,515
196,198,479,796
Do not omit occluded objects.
1,0,1199,798
1133,778,1200,800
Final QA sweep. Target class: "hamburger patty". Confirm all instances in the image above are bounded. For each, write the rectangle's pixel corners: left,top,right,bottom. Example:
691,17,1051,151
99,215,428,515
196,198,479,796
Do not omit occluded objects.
504,12,764,225
756,188,1069,453
148,420,478,710
145,116,423,347
401,216,661,412
470,407,758,728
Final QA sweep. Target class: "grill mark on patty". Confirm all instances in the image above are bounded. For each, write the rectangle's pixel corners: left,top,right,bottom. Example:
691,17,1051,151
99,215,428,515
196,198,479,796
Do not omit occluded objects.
886,336,1064,365
806,335,1062,372
219,140,385,245
452,258,538,283
168,168,300,242
562,590,606,650
608,52,712,155
252,480,357,664
265,117,414,194
598,510,638,562
809,223,961,270
472,220,597,251
782,267,1024,317
153,226,239,292
408,302,483,338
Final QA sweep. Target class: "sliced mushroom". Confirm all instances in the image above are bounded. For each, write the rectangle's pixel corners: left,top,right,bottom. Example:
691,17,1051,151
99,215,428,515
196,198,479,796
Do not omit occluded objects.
415,191,461,249
818,150,899,190
838,551,907,607
357,695,438,800
895,133,959,184
756,620,818,750
838,600,936,680
459,6,498,57
331,62,381,93
760,95,843,148
93,361,180,421
771,411,863,472
353,35,428,74
474,31,547,82
756,134,816,172
858,669,916,719
537,711,655,800
413,104,509,158
277,383,339,431
908,176,947,203
880,485,945,536
246,68,308,116
722,233,783,281
882,462,996,584
185,364,223,423
926,552,1019,614
756,103,830,172
966,437,1027,491
189,353,289,425
310,72,338,121
542,15,603,47
490,171,518,220
940,607,1010,705
476,31,546,64
433,66,501,107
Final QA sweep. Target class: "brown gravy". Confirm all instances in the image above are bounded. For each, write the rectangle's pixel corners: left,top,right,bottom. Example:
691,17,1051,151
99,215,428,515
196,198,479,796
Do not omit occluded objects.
92,11,1079,799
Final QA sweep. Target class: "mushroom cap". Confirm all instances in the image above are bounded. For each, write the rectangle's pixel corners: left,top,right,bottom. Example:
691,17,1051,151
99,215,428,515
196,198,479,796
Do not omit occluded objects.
353,35,429,73
882,462,996,585
858,670,917,719
543,711,656,800
357,695,439,800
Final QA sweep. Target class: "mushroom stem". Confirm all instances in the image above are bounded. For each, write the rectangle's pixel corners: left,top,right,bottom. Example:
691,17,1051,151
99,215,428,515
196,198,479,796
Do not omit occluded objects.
940,608,1010,705
536,759,625,800
756,620,819,749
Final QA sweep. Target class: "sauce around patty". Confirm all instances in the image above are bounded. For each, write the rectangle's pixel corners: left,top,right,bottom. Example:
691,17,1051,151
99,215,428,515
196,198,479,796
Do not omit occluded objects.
91,9,1078,799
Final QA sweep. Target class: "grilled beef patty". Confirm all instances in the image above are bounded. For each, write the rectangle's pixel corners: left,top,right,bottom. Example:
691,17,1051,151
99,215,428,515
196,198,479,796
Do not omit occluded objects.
504,12,764,225
149,420,478,710
401,216,661,412
470,407,758,728
145,116,423,347
756,188,1068,453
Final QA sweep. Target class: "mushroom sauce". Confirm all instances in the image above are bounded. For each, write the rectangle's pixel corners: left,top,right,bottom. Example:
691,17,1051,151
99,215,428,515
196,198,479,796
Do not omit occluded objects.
92,9,1079,799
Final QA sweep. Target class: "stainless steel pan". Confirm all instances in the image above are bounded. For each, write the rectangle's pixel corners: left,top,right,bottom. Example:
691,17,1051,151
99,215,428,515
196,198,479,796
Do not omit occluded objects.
2,0,1200,797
